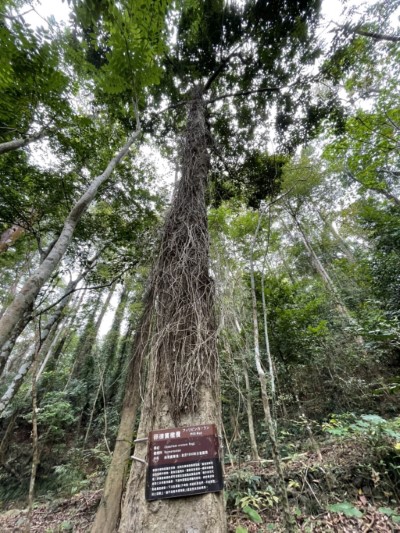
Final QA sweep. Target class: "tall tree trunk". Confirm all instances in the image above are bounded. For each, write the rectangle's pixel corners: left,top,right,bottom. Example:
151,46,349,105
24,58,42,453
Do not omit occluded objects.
287,209,366,348
83,283,127,447
74,287,116,438
0,119,140,356
0,308,33,377
346,171,400,206
71,288,113,379
118,87,226,533
27,343,40,528
102,284,129,400
241,352,260,461
316,210,356,263
0,271,88,415
35,288,85,383
288,209,352,317
233,318,259,461
106,315,135,406
260,274,276,416
91,307,150,533
249,243,294,532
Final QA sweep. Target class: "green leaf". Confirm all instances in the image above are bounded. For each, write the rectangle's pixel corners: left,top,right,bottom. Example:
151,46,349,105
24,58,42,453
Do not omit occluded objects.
242,505,263,524
361,414,386,425
378,507,395,516
328,502,363,518
392,515,400,524
235,527,248,533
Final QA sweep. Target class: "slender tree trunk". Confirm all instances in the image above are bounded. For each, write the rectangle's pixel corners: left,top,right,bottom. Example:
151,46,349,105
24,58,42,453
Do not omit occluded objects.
233,318,259,461
91,309,150,533
83,283,127,446
0,119,140,356
249,224,294,531
241,353,260,461
317,210,356,263
287,210,367,349
288,209,353,317
107,315,135,406
35,289,83,383
71,288,113,379
27,337,40,529
346,171,400,206
118,88,226,533
102,285,129,399
260,275,276,414
0,272,87,415
74,287,115,438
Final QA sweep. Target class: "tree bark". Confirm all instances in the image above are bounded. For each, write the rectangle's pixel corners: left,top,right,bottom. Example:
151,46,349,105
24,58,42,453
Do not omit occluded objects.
233,318,259,461
91,309,150,533
118,88,226,533
0,119,141,356
0,308,33,378
72,287,114,379
27,346,40,528
0,225,25,253
317,210,356,264
241,352,260,461
0,272,88,416
288,209,351,317
340,23,400,43
249,238,294,532
0,128,48,155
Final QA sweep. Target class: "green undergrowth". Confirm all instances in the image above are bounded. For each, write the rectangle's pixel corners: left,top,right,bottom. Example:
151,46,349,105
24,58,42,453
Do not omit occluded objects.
226,413,400,532
1,412,400,532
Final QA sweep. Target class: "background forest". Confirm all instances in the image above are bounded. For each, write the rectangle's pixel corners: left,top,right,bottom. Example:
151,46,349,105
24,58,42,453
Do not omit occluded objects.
0,0,399,531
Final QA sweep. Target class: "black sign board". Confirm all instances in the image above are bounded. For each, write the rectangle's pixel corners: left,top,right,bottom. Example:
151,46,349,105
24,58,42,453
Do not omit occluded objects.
145,424,223,501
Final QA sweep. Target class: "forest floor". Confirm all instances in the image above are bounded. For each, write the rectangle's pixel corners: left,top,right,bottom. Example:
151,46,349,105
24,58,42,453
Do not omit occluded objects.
0,438,399,532
0,492,398,533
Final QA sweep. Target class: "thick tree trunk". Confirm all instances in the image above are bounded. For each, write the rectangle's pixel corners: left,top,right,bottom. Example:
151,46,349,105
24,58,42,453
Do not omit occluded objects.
118,88,226,533
0,121,140,356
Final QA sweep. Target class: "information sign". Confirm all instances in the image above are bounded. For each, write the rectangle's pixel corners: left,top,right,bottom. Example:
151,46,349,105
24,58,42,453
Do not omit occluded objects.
145,424,223,501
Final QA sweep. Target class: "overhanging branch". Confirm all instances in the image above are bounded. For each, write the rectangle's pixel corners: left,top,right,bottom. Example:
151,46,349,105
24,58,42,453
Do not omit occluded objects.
207,86,281,104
